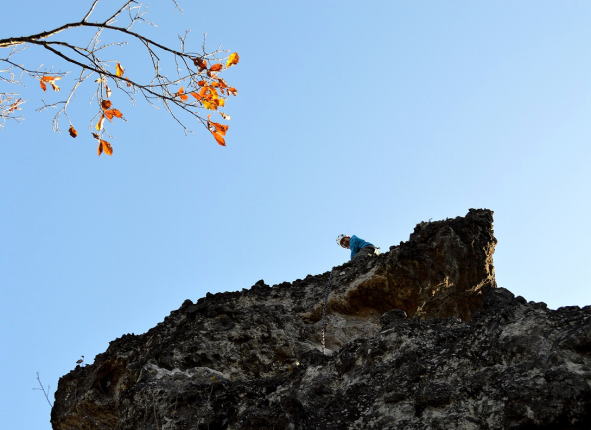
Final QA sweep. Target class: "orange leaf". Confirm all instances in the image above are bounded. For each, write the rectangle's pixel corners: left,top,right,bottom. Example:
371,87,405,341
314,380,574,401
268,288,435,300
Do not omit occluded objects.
209,63,223,72
115,63,125,77
39,76,61,91
225,52,239,68
96,115,105,131
101,100,112,110
197,80,206,86
193,57,207,71
196,86,210,99
197,85,225,110
189,91,201,101
212,132,226,146
94,134,113,156
199,86,218,98
211,122,229,135
41,75,61,82
68,125,78,138
175,87,188,101
202,99,217,110
208,115,229,134
228,87,238,96
101,139,113,156
104,109,123,120
208,115,229,146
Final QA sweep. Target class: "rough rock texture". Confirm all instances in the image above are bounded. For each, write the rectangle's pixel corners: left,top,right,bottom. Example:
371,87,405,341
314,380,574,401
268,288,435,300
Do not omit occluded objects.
51,209,591,429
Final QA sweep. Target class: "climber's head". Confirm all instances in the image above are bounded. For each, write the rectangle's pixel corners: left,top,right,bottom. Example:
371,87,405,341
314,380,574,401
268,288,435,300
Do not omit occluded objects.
337,234,351,249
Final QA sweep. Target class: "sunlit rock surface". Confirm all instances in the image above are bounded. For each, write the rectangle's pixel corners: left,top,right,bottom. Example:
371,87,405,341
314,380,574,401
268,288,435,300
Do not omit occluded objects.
51,209,591,429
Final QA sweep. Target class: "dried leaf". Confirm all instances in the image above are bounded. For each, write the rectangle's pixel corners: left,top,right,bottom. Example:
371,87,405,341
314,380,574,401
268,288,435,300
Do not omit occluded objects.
228,87,238,96
104,109,123,120
212,132,226,146
115,63,125,77
41,76,61,82
202,99,218,110
175,87,188,101
209,63,223,72
219,112,231,120
94,134,114,156
196,85,225,110
101,100,112,110
209,121,229,135
216,78,228,88
203,86,217,97
39,76,61,91
96,115,105,131
39,75,62,91
225,52,239,68
68,125,78,138
101,139,113,155
193,57,208,71
208,115,229,146
106,85,112,98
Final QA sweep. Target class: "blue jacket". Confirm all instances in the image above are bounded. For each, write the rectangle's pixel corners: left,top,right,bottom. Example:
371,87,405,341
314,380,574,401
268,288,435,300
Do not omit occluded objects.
350,235,374,259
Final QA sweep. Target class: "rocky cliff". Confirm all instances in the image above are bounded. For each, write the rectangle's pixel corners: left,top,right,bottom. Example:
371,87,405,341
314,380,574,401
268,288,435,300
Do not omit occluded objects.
51,209,591,429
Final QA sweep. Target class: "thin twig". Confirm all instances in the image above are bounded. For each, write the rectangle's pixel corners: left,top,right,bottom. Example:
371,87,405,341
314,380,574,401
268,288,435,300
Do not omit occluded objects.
33,372,54,408
82,0,101,22
0,0,237,148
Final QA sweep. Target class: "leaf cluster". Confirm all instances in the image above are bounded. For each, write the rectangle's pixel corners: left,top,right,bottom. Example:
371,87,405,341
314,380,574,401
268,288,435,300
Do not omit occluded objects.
0,0,240,155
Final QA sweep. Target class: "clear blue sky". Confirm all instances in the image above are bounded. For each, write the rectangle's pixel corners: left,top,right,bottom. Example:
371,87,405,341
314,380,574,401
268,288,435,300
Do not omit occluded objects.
1,1,590,428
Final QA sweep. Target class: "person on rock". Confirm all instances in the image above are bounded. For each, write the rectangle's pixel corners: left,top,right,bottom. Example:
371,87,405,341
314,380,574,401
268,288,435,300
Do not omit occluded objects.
337,234,378,260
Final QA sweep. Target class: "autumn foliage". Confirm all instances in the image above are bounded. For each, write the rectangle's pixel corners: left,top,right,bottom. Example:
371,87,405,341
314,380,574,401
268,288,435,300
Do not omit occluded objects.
0,1,240,156
55,52,239,155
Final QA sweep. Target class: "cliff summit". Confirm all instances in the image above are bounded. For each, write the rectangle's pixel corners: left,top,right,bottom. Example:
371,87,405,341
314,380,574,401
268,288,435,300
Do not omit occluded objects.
51,209,591,429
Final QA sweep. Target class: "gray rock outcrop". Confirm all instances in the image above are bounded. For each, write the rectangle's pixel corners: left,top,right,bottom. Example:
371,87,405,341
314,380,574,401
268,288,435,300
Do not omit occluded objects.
51,209,591,429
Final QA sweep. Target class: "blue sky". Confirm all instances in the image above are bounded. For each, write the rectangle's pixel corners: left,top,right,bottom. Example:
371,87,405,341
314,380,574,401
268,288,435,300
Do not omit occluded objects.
1,1,590,428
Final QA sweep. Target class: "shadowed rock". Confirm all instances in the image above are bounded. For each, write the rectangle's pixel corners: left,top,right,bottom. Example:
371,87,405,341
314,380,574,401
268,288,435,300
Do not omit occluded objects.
51,209,591,430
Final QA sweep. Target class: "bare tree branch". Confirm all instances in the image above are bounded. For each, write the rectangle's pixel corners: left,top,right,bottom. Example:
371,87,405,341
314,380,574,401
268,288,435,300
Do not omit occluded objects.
82,0,101,22
33,372,54,408
0,0,239,153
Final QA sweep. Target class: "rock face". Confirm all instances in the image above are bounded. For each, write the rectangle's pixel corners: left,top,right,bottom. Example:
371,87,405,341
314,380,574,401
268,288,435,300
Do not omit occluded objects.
51,209,591,429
